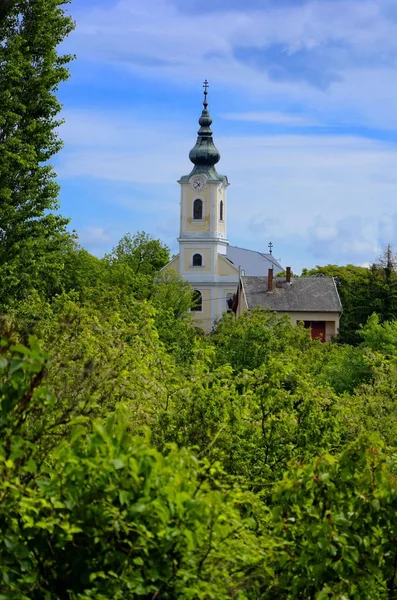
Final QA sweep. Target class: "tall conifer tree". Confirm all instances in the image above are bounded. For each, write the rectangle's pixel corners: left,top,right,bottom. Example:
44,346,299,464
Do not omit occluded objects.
0,0,74,303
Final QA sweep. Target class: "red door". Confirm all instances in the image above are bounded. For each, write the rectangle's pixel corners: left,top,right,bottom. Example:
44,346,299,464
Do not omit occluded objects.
304,321,326,342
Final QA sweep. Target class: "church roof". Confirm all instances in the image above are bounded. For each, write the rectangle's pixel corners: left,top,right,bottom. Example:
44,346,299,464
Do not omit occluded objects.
242,276,342,313
180,80,226,183
226,246,283,276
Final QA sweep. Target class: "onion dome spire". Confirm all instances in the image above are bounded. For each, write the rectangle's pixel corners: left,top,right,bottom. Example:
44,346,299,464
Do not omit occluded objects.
189,80,221,169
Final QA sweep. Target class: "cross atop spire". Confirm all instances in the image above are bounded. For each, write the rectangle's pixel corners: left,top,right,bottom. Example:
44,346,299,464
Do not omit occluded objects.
268,241,273,255
203,79,209,108
188,80,221,175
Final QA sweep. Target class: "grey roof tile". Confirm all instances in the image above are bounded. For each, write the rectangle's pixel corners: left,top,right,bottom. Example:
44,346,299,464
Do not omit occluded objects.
242,276,342,312
226,246,283,276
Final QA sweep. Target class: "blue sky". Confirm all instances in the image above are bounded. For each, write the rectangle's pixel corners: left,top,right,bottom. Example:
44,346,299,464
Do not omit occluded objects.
56,0,397,271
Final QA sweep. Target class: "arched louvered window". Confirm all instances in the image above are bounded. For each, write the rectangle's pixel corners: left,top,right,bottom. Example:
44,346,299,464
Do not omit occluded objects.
191,290,202,312
193,198,203,220
192,253,202,266
220,200,224,221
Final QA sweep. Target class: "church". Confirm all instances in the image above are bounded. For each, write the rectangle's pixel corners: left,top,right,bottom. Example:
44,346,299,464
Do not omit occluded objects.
164,83,342,338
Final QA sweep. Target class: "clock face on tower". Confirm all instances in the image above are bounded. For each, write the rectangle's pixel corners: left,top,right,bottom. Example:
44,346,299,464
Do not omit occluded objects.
190,176,205,192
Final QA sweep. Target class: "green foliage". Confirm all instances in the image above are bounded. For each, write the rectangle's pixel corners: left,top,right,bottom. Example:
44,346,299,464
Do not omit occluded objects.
106,231,170,275
5,277,397,596
152,270,194,320
211,308,312,372
158,356,341,492
10,0,397,594
103,232,170,301
266,436,397,599
0,0,75,304
5,293,182,439
5,337,397,598
0,342,265,599
359,313,397,356
370,244,397,322
60,244,107,302
314,342,373,394
336,357,397,448
151,270,200,364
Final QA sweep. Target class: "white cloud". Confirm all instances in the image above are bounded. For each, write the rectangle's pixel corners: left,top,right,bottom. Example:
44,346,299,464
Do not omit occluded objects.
307,216,380,262
58,108,397,268
221,111,316,126
71,0,397,65
59,108,189,184
311,221,338,241
66,0,397,128
60,110,129,148
79,226,112,246
58,0,397,269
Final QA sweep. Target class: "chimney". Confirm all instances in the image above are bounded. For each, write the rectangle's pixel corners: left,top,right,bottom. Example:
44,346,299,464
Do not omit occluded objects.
268,268,273,292
286,266,291,283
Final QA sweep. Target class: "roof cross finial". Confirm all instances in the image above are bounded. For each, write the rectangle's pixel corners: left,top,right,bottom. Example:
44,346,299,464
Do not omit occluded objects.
268,241,273,255
203,79,209,108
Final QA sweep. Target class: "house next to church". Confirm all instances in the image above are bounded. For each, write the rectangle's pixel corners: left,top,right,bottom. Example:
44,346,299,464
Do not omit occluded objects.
236,268,342,342
163,82,342,338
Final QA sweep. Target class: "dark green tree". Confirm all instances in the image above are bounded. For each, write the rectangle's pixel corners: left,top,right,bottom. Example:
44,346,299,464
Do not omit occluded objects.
0,0,16,20
0,0,74,304
369,244,397,322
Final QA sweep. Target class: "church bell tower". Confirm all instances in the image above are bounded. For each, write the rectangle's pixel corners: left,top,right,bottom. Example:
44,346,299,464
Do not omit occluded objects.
175,81,239,332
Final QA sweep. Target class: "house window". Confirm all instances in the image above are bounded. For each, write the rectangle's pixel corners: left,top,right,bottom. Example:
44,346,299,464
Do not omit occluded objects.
192,253,202,266
193,198,203,220
226,292,233,312
191,290,202,312
220,200,224,221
